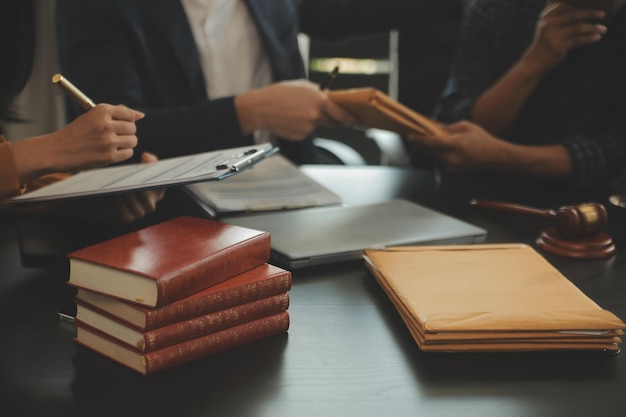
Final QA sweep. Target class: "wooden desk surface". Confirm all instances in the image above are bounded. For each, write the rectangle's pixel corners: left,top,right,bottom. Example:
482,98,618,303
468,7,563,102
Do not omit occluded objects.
1,166,626,417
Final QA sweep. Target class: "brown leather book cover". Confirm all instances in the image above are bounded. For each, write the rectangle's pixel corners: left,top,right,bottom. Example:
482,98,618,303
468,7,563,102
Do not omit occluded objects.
75,263,292,330
67,216,271,307
75,311,290,375
364,244,626,352
75,293,290,352
328,87,445,137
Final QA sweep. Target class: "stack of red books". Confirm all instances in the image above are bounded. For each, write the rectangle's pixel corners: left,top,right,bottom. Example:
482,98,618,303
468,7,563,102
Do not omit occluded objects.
67,216,291,375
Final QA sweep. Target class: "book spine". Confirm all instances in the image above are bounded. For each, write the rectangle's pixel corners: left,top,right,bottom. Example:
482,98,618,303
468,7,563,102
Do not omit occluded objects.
156,233,271,306
144,311,290,375
144,271,291,330
141,293,289,351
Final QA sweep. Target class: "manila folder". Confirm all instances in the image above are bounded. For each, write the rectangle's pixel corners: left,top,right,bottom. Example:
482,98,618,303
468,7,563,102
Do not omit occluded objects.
363,244,625,351
328,87,445,137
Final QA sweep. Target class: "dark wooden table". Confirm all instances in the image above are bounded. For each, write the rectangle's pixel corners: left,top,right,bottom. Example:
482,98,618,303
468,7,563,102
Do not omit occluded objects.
2,166,626,417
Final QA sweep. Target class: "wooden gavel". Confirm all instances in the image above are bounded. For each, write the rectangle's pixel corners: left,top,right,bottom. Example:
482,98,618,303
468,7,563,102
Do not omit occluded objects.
469,199,608,238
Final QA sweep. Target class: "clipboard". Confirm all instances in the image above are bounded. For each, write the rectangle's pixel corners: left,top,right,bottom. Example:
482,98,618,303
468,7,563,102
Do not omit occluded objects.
3,143,278,207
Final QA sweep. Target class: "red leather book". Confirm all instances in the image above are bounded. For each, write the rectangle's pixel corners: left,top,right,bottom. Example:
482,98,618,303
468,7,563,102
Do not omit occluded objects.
75,293,290,352
67,216,271,307
74,263,292,330
75,311,290,375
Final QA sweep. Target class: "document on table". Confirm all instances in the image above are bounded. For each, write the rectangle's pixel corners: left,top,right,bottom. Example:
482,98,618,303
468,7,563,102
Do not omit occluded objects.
4,143,277,207
184,154,343,213
363,244,626,352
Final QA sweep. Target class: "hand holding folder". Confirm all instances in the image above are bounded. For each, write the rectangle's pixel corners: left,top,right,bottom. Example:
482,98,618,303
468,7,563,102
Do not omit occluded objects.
328,87,445,137
364,244,626,352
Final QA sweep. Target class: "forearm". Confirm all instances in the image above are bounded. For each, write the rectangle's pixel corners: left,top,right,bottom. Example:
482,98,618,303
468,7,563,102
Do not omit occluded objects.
0,141,23,199
1,139,72,202
494,142,573,180
472,58,546,135
234,90,265,137
11,136,57,185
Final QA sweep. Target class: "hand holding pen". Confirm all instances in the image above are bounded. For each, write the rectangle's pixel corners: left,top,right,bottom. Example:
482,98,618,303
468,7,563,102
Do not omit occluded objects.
48,74,144,169
52,74,96,110
48,74,164,222
319,65,339,90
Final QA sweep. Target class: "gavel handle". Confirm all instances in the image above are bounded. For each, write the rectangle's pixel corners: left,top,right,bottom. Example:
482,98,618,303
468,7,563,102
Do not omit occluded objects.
469,199,556,219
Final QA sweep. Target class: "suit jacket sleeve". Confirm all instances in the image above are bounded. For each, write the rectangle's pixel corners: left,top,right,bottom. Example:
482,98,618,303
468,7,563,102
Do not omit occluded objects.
57,0,318,164
56,0,250,160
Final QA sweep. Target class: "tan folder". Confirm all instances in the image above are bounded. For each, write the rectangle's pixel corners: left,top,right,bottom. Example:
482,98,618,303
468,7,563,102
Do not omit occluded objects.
363,244,625,352
327,87,445,137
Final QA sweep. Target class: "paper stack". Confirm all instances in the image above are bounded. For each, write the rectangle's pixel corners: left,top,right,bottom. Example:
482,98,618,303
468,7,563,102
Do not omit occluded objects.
363,244,626,352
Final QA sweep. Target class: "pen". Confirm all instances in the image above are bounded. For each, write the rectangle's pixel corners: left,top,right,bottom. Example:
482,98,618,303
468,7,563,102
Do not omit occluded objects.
319,65,339,90
52,73,96,110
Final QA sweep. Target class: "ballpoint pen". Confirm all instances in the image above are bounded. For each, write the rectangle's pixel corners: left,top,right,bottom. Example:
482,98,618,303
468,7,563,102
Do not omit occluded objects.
52,73,96,110
319,65,339,90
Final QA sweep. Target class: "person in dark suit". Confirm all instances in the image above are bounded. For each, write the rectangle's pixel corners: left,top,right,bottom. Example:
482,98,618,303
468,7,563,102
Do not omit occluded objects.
56,0,360,165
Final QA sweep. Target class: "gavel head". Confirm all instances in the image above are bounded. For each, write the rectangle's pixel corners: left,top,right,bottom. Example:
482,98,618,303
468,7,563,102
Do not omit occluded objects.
554,202,608,238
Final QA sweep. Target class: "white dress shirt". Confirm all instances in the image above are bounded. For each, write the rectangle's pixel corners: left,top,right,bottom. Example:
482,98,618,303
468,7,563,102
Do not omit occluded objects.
181,0,273,142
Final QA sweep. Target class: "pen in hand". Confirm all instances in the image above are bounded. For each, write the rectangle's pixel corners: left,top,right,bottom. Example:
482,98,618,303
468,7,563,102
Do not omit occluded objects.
319,66,339,90
52,73,96,110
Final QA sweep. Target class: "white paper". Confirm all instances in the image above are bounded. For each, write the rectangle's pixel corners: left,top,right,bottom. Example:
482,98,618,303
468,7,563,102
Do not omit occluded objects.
184,154,342,213
5,143,276,206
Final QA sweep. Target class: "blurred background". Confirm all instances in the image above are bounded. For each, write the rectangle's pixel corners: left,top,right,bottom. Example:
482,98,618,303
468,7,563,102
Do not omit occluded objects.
7,0,463,167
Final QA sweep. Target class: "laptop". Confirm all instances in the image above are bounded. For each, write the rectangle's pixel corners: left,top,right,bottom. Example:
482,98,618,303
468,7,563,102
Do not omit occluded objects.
222,199,487,269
